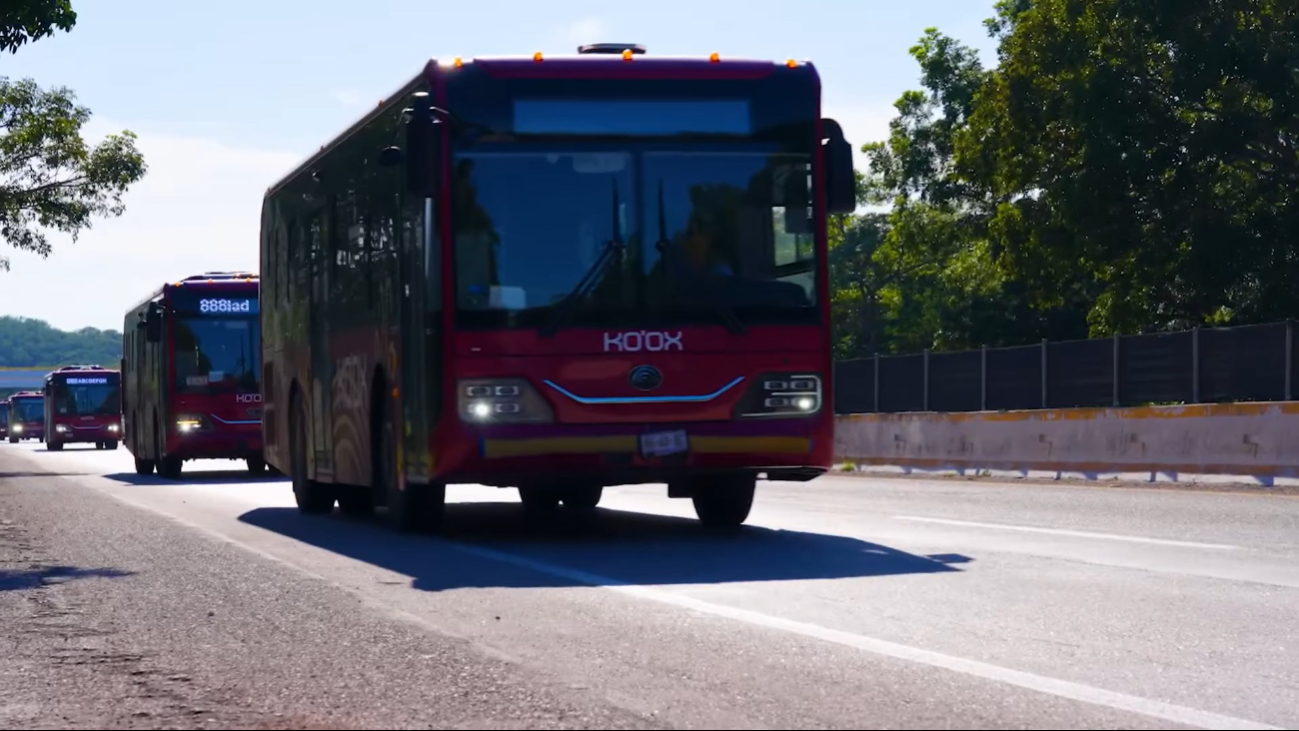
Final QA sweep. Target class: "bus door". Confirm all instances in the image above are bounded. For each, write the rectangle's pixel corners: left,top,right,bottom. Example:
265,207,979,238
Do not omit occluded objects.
307,210,334,477
398,194,439,485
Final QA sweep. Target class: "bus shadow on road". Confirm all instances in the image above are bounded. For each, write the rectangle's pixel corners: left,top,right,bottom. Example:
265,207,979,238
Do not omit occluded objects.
105,470,289,487
237,503,972,590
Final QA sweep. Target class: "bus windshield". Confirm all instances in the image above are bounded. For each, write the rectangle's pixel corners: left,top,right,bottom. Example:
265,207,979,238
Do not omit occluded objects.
12,398,43,423
452,148,817,330
174,317,260,393
52,378,120,416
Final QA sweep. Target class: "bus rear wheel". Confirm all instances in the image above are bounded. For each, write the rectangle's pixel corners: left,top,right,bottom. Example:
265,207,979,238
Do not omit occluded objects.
690,473,756,528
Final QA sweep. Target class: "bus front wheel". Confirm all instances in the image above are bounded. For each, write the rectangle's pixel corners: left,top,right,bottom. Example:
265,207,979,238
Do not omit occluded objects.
134,455,155,475
691,474,756,528
158,456,183,480
105,440,119,451
47,442,63,452
562,483,603,511
290,392,334,515
246,456,267,476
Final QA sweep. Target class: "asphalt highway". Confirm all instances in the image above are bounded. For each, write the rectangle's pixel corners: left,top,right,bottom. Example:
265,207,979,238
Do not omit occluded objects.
1,441,1295,729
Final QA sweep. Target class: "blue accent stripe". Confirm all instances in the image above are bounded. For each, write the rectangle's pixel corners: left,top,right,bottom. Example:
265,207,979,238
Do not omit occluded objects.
543,376,745,405
209,414,260,425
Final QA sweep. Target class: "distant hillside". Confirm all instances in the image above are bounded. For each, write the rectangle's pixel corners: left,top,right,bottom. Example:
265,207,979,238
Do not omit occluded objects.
0,317,121,368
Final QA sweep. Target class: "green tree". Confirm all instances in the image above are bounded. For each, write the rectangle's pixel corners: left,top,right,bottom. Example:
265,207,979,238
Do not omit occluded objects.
1,0,75,54
1,2,147,272
0,316,121,367
833,28,1089,359
959,0,1299,335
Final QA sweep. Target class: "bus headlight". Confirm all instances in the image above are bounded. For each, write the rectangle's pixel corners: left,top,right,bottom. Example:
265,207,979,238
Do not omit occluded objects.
458,379,553,424
734,373,822,418
176,415,209,433
55,424,70,434
107,424,120,433
13,424,23,433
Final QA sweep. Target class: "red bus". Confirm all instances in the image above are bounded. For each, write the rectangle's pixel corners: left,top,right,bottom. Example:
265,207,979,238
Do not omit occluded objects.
122,273,265,479
6,391,45,443
260,44,855,530
43,365,122,450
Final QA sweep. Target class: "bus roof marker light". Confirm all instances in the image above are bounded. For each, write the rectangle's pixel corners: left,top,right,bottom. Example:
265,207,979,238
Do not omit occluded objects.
454,57,463,68
710,52,720,63
787,59,798,68
622,49,633,61
534,51,543,62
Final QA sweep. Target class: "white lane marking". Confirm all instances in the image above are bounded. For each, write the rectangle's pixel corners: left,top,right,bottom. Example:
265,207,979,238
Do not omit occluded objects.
893,516,1241,551
452,543,1277,731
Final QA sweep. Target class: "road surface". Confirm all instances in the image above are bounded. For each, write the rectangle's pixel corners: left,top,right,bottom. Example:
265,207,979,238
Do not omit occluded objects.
1,441,1296,729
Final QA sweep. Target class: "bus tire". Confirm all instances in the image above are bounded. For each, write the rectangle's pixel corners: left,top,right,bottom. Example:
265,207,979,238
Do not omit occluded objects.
246,456,267,476
337,486,375,518
519,485,561,513
377,409,443,532
7,437,16,444
106,440,119,451
47,441,63,451
158,456,184,480
562,483,603,511
692,474,756,528
290,391,334,515
134,455,155,475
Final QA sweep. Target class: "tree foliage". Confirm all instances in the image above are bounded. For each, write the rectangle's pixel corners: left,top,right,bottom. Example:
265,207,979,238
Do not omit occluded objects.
0,79,147,271
0,0,75,55
0,315,120,367
834,0,1299,360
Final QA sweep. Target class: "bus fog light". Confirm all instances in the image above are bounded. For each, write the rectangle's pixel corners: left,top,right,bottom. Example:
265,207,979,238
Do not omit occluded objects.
457,378,554,424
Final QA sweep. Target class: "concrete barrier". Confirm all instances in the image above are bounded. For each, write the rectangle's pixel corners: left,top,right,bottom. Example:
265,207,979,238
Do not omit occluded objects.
834,402,1299,478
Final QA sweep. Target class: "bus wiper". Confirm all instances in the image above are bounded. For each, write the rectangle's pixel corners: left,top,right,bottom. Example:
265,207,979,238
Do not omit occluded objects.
539,181,624,338
654,179,746,336
705,295,747,336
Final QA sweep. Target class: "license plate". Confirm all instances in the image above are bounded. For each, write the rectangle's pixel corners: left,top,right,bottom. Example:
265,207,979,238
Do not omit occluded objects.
639,430,689,458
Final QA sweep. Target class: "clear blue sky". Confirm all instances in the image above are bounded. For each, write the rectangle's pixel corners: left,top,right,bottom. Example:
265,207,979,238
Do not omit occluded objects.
1,0,997,331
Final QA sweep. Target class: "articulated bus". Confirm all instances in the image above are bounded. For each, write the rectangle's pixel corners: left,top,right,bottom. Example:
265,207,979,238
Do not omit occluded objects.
122,273,265,479
43,365,122,450
6,391,45,443
260,44,855,530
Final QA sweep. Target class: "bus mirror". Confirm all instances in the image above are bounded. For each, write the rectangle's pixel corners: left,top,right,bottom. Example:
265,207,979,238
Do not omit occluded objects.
403,93,441,198
145,308,162,343
821,119,857,215
378,146,404,167
782,167,812,235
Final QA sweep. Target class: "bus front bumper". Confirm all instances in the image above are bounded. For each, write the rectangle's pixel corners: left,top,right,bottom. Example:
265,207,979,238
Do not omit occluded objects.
169,428,263,461
435,420,831,487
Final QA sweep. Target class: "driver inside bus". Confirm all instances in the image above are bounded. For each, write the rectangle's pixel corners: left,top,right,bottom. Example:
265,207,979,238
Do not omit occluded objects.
676,210,737,280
